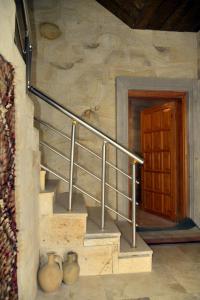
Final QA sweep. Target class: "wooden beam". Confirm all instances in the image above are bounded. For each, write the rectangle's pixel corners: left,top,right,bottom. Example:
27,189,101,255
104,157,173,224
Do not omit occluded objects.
134,0,163,29
161,0,191,31
96,0,137,28
146,0,182,30
175,1,200,32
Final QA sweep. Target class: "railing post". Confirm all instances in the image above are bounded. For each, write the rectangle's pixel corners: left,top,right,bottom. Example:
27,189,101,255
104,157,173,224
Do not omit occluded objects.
132,161,137,248
101,141,107,230
68,120,76,211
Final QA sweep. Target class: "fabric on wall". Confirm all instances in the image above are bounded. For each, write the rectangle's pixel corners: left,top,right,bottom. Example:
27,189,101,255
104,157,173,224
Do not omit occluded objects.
0,54,17,300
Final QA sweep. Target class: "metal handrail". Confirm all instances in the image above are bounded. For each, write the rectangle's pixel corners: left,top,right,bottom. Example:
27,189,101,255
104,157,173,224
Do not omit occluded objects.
32,86,143,164
35,118,133,180
17,0,143,247
22,0,32,44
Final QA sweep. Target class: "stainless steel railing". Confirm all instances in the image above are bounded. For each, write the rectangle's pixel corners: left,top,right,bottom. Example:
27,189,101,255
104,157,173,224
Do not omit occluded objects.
35,118,134,180
36,120,135,203
36,116,141,247
15,0,144,247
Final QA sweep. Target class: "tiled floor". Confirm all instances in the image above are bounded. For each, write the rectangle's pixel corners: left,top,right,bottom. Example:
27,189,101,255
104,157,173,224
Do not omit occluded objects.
37,243,200,300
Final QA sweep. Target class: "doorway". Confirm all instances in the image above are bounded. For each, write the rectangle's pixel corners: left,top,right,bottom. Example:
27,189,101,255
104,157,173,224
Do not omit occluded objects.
128,90,188,226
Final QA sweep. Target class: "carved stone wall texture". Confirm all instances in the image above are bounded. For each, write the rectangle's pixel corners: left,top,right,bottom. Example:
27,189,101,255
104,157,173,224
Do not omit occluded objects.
0,54,17,300
32,0,198,212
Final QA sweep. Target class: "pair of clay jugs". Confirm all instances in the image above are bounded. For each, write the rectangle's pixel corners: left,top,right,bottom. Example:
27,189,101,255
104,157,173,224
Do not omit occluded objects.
38,251,80,293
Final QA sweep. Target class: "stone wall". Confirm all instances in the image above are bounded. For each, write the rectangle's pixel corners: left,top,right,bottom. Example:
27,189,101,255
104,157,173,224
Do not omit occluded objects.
32,0,198,215
0,1,40,299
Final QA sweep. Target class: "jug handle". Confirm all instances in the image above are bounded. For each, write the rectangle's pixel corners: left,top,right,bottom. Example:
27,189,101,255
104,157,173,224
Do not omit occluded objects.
55,255,63,272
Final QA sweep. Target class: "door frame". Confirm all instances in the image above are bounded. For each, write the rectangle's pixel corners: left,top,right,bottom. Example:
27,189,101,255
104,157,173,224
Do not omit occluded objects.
128,90,188,221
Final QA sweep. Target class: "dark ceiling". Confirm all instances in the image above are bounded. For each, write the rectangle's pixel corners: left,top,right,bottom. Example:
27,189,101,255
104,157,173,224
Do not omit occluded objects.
96,0,200,32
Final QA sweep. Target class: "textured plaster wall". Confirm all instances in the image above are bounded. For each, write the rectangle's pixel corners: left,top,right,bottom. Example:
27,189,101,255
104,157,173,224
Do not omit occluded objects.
32,0,198,214
0,1,40,299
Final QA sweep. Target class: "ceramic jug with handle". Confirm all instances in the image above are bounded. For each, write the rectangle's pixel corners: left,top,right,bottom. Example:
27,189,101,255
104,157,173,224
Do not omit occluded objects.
38,252,63,293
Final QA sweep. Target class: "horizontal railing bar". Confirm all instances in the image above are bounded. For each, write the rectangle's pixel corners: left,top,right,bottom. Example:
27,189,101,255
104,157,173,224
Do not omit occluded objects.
35,118,132,180
73,185,131,223
41,164,101,205
40,164,69,184
40,141,69,161
107,162,132,180
35,117,71,141
73,185,101,205
106,183,132,202
105,205,132,223
40,141,132,202
40,164,131,223
40,141,100,181
30,86,143,164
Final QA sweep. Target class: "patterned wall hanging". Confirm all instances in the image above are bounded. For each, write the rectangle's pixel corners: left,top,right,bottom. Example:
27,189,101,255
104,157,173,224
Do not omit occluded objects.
0,54,17,300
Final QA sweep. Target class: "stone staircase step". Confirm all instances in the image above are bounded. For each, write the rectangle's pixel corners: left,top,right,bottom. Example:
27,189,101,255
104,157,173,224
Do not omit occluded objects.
45,179,59,193
84,207,121,246
116,220,153,255
39,179,59,215
40,170,46,192
84,207,121,247
40,192,88,256
86,207,121,237
120,234,153,257
116,221,153,273
53,192,87,215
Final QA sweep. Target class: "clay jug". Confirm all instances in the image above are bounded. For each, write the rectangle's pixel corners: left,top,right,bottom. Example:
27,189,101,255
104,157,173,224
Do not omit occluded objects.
38,252,63,293
63,252,80,285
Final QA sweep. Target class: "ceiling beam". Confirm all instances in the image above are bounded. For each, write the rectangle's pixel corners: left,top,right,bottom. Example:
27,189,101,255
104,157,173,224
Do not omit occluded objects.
146,0,182,30
97,0,137,28
134,0,163,29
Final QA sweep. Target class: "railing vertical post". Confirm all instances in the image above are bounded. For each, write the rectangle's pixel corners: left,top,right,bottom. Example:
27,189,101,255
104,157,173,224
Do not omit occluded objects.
132,161,136,248
101,141,107,230
68,120,76,211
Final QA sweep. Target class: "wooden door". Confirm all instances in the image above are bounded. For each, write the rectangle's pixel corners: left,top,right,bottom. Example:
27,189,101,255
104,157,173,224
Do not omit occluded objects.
141,102,178,221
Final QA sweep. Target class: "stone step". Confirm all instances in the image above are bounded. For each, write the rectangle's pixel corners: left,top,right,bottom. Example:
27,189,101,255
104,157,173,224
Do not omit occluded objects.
54,192,87,215
116,221,153,273
40,170,46,192
39,192,88,259
84,207,120,247
39,179,59,215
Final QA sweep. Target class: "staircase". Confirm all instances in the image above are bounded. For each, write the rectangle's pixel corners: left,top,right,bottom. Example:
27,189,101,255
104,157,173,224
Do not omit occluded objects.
39,172,152,275
16,0,153,277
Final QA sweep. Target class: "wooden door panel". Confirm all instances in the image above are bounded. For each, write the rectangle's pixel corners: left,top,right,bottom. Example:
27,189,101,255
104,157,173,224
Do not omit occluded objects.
163,131,170,150
143,113,151,131
153,172,163,192
143,133,152,152
163,195,175,218
152,131,163,151
144,171,152,189
152,110,161,130
162,152,171,171
163,173,171,194
162,109,171,129
152,152,162,171
141,102,178,220
144,153,152,170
